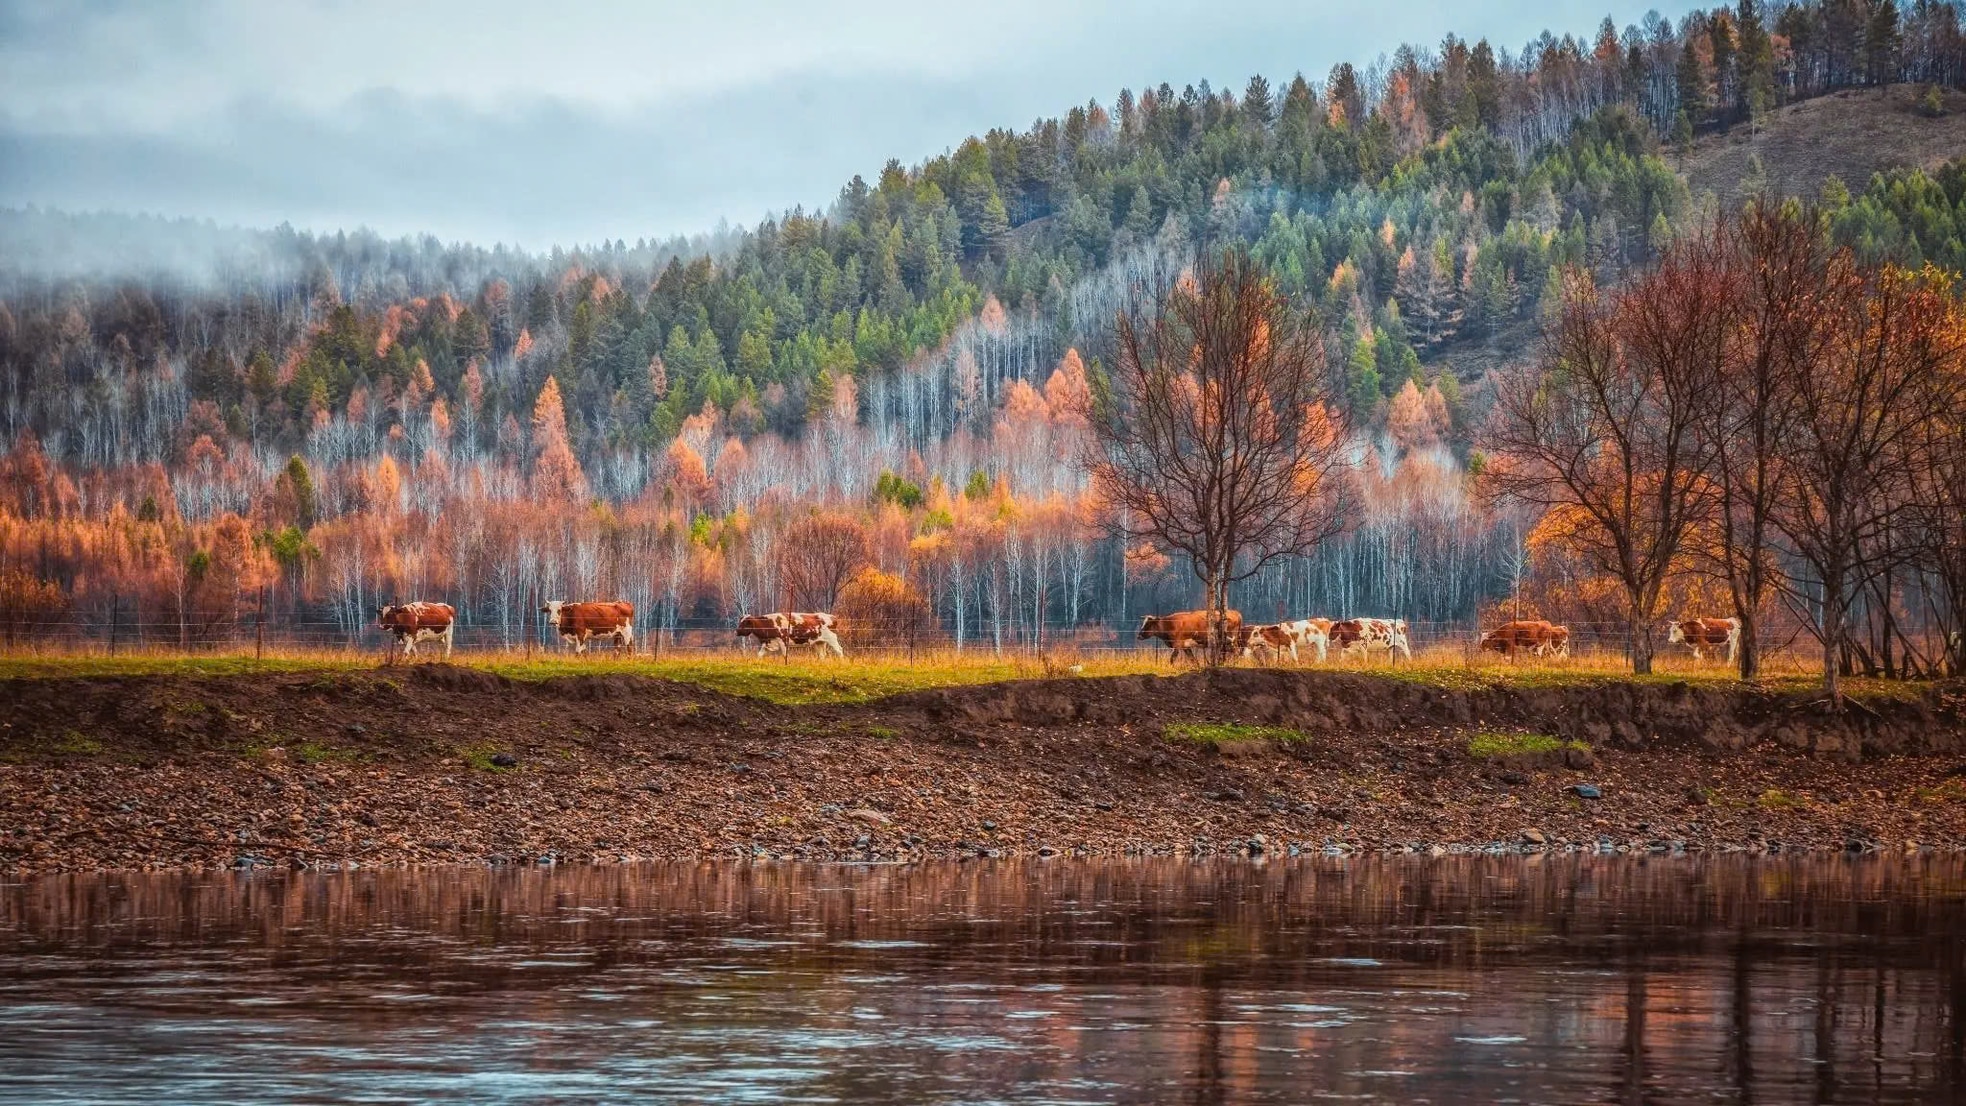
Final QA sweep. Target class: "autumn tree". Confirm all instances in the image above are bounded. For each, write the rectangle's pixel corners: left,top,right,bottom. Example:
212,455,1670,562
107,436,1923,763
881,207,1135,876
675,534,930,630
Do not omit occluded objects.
778,511,871,609
530,376,588,504
1486,254,1723,674
835,566,933,650
1697,205,1837,680
1088,247,1353,660
1773,262,1963,699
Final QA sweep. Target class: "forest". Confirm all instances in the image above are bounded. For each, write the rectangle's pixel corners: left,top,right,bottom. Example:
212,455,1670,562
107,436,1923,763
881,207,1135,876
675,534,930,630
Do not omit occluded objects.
1,0,1964,675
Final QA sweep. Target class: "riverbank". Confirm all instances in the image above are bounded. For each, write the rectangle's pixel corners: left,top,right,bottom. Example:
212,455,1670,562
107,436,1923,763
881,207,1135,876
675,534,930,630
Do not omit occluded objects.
2,664,1962,872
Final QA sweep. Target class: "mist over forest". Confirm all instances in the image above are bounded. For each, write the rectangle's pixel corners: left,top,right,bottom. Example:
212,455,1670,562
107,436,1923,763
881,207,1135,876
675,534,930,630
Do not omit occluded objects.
2,0,1964,660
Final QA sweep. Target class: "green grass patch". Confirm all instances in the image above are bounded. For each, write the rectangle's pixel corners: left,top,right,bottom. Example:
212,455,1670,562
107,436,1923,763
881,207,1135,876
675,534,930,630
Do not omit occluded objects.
865,724,899,740
1467,731,1586,759
287,740,361,765
0,650,1944,708
459,745,517,772
50,729,103,756
0,655,367,680
1757,788,1805,810
1163,721,1308,745
1914,779,1966,804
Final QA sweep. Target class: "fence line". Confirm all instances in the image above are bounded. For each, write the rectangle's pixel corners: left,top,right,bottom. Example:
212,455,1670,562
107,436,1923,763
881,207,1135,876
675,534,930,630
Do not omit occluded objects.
0,611,1872,674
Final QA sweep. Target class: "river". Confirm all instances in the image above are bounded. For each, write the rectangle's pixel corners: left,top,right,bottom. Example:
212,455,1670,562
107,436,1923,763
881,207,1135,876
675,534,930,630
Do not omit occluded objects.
1,856,1960,1103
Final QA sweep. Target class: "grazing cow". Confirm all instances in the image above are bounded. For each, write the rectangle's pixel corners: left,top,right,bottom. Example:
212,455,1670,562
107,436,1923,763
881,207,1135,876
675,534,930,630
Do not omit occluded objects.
376,601,455,658
1479,619,1567,658
735,612,844,658
1328,617,1412,662
1668,616,1740,663
1294,618,1334,662
540,600,635,654
1240,623,1297,664
1240,618,1331,664
1138,609,1243,664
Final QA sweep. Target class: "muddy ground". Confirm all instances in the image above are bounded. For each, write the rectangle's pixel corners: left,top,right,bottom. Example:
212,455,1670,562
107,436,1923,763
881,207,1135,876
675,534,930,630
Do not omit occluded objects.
2,666,1963,873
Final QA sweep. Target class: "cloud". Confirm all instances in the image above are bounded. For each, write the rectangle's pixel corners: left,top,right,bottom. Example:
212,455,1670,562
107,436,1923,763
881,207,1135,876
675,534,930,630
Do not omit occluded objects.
0,0,1682,248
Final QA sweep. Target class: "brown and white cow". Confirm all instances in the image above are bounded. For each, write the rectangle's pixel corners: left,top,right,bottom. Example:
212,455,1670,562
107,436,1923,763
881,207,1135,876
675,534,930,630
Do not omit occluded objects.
1479,619,1571,659
1668,616,1740,663
1239,618,1332,664
736,612,844,658
376,601,455,658
1240,623,1297,664
1328,617,1412,662
1138,609,1243,664
540,600,635,654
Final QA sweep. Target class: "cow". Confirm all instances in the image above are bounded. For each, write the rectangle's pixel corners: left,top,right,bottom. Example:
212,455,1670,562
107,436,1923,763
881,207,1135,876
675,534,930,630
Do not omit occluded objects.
1294,618,1334,662
735,612,844,658
540,600,635,654
1240,623,1298,664
1668,616,1740,663
1239,618,1331,664
1138,609,1243,664
1328,617,1412,663
1480,619,1567,659
376,601,455,658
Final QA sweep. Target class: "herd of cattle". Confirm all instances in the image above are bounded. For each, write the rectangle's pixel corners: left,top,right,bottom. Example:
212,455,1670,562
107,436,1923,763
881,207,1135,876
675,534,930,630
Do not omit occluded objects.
374,600,1745,665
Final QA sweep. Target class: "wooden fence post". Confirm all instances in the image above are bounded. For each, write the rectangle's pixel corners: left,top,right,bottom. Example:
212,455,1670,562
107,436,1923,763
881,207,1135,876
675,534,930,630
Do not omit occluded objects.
255,587,267,660
108,591,118,657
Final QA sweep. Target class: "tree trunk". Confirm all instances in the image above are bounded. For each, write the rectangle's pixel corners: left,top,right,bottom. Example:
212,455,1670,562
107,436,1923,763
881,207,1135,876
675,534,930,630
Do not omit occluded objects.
1627,604,1654,675
1822,572,1844,705
1736,608,1759,683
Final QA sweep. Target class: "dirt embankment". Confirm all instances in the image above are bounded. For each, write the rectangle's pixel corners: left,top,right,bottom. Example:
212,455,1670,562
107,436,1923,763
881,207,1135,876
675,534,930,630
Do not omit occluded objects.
1,667,1962,873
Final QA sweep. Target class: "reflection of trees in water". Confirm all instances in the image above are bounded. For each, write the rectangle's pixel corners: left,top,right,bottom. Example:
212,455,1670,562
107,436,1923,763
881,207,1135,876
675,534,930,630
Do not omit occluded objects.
3,856,1962,1099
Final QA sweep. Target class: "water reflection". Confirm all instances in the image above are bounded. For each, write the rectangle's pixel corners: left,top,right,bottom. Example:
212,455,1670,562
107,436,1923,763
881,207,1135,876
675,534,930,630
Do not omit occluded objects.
1,856,1961,1103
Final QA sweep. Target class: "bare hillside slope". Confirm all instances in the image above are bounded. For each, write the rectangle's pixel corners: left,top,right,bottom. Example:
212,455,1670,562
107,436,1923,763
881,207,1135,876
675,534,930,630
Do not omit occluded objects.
1681,84,1966,211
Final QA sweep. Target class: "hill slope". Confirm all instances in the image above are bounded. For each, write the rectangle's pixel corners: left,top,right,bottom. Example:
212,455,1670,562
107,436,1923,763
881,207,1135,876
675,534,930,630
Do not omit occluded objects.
1682,84,1966,211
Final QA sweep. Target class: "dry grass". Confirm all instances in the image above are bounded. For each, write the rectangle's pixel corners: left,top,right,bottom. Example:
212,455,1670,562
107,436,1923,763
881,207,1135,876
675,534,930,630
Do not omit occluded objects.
1681,84,1966,211
0,640,1926,705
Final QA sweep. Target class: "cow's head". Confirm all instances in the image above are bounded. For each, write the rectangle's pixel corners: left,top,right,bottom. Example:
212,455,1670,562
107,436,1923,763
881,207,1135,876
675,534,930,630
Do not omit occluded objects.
1667,621,1687,644
376,603,401,625
1137,615,1163,640
540,600,565,620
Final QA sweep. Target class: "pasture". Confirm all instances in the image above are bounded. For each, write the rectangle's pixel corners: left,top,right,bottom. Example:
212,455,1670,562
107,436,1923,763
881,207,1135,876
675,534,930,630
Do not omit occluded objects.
0,635,1923,705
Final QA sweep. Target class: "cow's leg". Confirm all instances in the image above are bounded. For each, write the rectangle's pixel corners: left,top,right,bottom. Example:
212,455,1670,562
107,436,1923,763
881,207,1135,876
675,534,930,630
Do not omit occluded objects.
441,625,453,659
817,627,843,657
400,634,415,658
618,624,635,653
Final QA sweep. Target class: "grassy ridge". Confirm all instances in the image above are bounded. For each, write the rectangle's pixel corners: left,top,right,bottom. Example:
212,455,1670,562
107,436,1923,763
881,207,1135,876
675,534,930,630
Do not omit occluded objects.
0,648,1936,706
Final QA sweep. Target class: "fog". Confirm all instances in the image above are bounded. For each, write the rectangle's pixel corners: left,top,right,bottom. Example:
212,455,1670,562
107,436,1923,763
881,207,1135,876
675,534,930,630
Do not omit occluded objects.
1,0,1679,252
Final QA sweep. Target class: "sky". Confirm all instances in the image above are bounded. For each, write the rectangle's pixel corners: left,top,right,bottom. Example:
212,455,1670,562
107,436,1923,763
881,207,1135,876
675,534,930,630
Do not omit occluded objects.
0,0,1675,250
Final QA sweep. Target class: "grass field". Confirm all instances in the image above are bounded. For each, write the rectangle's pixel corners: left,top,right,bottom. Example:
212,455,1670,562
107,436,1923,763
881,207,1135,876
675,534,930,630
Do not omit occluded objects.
0,641,1933,705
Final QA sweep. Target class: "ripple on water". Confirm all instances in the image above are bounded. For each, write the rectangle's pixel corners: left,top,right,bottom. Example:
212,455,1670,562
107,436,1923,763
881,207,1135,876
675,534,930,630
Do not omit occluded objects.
0,856,1957,1105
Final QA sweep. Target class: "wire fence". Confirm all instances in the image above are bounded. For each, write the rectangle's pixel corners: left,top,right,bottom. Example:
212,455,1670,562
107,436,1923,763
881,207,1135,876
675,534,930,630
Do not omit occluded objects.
0,609,1873,676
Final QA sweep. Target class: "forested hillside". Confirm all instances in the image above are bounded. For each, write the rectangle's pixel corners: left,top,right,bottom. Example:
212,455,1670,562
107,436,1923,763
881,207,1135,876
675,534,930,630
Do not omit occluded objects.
2,1,1964,653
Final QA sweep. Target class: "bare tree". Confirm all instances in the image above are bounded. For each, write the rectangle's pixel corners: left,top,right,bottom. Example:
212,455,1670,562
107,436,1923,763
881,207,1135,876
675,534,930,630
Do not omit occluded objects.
777,511,870,610
1086,247,1353,661
1773,262,1963,701
1700,205,1835,682
1486,253,1724,674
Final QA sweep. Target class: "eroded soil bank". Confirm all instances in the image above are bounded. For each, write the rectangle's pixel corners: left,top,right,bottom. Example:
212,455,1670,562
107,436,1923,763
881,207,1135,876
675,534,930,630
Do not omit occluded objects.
2,666,1962,872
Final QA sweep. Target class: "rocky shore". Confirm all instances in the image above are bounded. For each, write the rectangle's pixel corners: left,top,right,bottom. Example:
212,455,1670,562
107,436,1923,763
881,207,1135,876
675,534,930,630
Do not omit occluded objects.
2,666,1962,873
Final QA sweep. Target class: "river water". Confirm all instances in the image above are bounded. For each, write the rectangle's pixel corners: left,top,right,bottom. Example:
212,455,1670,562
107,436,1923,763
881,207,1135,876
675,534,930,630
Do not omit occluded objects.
1,857,1960,1104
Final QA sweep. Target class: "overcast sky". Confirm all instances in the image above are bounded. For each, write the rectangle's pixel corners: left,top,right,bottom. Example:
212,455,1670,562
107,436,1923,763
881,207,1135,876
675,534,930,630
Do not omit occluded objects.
1,1,1676,250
